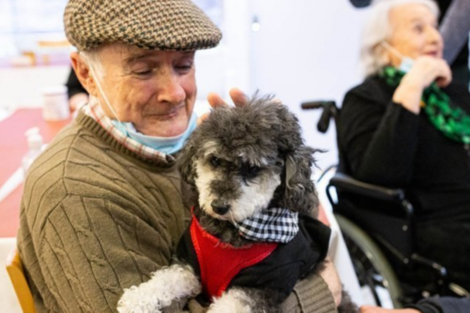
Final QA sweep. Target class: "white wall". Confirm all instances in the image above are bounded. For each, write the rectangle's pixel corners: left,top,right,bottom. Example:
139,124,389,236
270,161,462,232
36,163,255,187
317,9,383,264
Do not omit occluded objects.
0,65,70,111
246,1,370,172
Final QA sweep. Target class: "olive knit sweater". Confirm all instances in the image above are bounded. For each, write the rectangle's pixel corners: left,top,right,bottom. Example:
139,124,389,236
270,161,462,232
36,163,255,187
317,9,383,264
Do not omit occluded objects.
17,110,337,313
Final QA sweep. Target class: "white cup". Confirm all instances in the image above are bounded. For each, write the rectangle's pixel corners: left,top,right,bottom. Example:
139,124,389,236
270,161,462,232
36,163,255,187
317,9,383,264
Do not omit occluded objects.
42,86,70,121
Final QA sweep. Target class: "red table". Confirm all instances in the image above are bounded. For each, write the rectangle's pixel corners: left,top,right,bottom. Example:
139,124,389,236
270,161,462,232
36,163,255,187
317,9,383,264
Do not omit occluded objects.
0,108,71,237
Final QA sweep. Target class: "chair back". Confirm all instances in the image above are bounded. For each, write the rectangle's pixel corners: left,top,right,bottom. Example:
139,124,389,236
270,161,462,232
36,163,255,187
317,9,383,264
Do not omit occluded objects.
6,248,37,313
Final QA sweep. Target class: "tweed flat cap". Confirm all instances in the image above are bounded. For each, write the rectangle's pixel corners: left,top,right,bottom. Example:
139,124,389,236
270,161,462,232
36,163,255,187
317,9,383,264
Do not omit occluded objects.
64,0,222,51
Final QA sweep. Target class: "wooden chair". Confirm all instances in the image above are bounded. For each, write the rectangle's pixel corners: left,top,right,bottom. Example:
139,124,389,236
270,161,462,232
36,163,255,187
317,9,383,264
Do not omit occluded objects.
6,248,37,313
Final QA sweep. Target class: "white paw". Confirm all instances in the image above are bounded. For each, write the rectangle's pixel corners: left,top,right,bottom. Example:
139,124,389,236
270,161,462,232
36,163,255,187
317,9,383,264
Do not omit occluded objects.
207,289,254,313
117,264,201,313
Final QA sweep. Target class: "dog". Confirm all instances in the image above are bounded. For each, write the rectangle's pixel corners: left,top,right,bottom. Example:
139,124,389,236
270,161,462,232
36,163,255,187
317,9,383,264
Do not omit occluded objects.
118,95,357,313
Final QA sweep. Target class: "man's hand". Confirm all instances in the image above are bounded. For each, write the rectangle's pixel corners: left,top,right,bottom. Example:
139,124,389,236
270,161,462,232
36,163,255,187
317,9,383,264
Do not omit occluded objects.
198,88,248,125
207,88,248,108
318,257,343,307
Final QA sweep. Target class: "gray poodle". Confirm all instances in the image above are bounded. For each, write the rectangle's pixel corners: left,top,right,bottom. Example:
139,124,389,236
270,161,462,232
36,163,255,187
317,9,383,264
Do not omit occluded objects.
118,95,357,313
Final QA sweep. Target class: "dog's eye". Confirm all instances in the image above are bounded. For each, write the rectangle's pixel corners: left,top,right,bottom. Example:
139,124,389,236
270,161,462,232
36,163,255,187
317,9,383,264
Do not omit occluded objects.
210,156,221,168
248,165,260,175
240,164,261,179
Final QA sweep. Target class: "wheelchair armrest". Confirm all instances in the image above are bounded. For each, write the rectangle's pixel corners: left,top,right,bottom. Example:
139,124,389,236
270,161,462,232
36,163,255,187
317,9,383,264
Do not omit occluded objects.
328,173,405,203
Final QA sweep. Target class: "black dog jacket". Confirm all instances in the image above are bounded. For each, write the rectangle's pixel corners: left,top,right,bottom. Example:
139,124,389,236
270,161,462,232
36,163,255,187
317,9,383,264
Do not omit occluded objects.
176,213,331,301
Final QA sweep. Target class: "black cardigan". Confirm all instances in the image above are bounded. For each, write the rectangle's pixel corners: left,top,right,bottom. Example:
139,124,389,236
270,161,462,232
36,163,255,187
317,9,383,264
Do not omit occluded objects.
339,75,470,219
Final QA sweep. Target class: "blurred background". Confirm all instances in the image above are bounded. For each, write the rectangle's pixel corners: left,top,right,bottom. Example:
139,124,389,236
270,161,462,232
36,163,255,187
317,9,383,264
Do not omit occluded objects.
0,0,370,171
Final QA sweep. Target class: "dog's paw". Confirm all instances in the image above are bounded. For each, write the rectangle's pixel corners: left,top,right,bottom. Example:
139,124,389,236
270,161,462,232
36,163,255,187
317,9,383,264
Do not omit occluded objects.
207,288,254,313
117,264,201,313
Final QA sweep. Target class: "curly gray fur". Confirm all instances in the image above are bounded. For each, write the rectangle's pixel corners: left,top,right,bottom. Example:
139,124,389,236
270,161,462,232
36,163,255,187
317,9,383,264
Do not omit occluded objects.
179,94,319,217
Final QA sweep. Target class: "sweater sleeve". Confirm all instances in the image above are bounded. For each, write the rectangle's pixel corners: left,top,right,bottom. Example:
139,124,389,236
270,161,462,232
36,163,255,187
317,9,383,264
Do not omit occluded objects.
340,85,421,187
37,195,176,313
281,274,337,313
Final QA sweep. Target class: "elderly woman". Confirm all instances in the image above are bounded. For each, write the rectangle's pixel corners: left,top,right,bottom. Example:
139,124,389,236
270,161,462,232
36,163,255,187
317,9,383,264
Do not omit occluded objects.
17,0,342,312
339,0,470,299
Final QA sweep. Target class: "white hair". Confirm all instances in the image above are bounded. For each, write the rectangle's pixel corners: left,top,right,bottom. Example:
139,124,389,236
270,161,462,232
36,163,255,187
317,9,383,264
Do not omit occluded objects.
360,0,439,77
79,49,105,79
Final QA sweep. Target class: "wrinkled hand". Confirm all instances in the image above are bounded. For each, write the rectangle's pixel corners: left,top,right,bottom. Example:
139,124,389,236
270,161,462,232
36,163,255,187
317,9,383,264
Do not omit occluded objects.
197,88,248,125
403,56,452,89
393,56,452,114
359,305,421,313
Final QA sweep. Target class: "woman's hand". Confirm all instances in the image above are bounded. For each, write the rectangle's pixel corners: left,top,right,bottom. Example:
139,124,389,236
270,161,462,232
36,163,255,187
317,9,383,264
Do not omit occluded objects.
404,56,452,89
360,305,421,313
393,56,452,114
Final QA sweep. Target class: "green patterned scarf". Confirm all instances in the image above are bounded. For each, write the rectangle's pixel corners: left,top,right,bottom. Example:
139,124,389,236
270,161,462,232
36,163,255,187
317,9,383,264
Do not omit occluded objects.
381,66,470,144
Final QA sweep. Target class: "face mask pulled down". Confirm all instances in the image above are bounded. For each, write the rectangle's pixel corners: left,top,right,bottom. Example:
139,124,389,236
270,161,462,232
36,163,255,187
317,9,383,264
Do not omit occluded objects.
88,63,196,155
381,41,414,73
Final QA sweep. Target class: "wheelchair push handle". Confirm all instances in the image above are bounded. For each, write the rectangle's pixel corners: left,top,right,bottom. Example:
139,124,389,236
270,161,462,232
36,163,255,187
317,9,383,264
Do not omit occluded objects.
301,100,336,110
300,100,338,133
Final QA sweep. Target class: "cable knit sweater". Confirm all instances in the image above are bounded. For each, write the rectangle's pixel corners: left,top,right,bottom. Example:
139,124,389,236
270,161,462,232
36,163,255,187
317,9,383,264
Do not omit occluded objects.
17,110,337,313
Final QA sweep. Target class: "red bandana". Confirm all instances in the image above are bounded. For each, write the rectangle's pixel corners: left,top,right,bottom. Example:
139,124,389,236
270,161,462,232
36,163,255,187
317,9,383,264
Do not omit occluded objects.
190,215,278,298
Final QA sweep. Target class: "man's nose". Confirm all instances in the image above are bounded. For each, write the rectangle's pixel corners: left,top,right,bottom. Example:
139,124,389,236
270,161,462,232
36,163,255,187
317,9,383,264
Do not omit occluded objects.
157,70,186,105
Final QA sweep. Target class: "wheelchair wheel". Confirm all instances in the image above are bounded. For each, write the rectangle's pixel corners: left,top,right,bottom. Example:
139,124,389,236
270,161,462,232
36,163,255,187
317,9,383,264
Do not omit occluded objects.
335,214,403,308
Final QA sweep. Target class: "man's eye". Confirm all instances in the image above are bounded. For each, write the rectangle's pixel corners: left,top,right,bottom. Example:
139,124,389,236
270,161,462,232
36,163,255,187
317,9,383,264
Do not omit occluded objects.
134,69,153,76
210,156,221,168
175,64,193,72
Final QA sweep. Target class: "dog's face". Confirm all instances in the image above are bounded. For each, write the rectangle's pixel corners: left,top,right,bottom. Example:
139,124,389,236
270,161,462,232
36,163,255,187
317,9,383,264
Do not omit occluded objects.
192,140,285,221
179,96,319,222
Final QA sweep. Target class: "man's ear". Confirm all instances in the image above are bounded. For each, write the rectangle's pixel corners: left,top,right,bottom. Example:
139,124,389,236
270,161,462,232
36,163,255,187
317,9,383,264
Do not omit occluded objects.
70,52,99,97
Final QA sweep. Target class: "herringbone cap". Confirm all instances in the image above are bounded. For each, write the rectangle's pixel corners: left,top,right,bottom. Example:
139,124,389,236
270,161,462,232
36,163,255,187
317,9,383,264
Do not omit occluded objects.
64,0,222,51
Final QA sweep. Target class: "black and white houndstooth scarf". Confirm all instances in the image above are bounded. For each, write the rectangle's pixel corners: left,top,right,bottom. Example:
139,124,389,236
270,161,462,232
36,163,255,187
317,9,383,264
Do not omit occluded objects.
232,208,299,243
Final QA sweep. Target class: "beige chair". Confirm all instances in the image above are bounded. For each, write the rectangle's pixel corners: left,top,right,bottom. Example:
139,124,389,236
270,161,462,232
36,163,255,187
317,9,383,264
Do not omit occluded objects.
6,248,37,313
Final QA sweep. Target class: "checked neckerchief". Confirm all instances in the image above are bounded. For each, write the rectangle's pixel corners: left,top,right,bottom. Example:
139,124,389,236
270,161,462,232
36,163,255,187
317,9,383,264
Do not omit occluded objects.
232,208,299,243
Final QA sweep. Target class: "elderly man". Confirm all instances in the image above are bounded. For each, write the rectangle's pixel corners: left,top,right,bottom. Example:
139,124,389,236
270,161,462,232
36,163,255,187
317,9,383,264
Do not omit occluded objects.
17,0,341,312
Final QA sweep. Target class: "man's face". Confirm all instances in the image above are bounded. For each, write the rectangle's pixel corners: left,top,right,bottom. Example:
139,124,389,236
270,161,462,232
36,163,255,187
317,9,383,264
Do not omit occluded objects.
90,44,197,137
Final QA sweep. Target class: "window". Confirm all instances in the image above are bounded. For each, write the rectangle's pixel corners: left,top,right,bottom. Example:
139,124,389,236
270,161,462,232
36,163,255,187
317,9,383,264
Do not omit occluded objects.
0,0,224,61
0,0,68,59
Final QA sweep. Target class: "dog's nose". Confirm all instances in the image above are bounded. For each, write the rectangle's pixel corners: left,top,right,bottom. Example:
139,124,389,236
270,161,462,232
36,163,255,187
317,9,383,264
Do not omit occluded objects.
211,200,231,215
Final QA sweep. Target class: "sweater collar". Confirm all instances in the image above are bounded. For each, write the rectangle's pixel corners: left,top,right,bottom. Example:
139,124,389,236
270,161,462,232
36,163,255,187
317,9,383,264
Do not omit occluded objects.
81,98,174,162
74,109,175,167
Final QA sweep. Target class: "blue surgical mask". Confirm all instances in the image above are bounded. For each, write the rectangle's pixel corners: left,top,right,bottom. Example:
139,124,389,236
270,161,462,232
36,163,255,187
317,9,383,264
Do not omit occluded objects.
381,41,414,73
88,62,197,155
111,113,197,154
398,56,414,73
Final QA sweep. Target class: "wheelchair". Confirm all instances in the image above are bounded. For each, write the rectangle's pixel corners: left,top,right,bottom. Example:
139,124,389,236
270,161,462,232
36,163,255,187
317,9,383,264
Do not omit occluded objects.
302,100,470,308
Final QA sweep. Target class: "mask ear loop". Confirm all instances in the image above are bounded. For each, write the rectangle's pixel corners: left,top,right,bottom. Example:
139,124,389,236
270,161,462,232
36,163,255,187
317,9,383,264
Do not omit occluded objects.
381,41,415,73
87,61,124,124
381,41,405,60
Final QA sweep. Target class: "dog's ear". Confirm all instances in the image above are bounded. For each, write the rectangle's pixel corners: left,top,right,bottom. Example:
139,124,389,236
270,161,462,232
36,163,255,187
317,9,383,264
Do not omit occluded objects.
281,145,319,217
266,102,319,216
